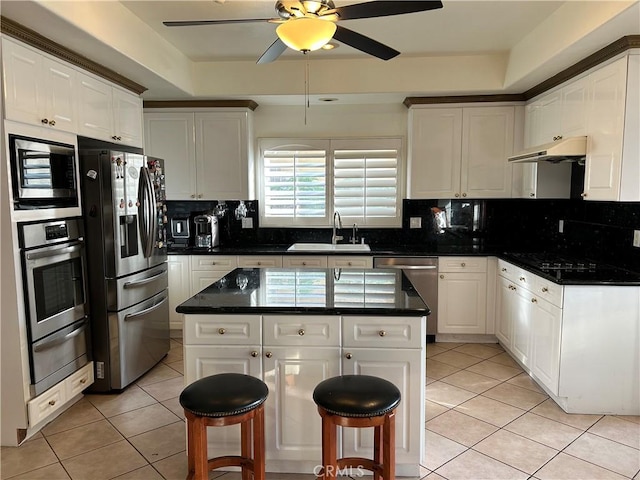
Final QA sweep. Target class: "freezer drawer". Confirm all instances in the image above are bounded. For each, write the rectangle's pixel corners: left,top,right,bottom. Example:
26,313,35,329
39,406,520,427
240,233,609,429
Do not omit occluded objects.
108,264,168,311
107,289,170,389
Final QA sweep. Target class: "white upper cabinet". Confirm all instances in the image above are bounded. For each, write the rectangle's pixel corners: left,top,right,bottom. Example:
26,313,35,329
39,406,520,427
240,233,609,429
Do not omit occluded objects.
2,38,78,132
144,109,252,200
583,54,639,201
144,112,197,200
77,71,143,147
409,105,517,199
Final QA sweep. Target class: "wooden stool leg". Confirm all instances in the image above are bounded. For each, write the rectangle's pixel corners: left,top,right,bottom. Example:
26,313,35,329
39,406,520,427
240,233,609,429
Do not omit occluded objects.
321,413,338,479
193,415,209,480
383,411,396,480
240,416,251,480
253,404,266,480
373,424,383,480
186,415,196,479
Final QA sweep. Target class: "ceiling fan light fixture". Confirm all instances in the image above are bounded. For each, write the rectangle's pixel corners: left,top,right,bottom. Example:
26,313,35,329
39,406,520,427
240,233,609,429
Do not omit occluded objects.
276,17,337,52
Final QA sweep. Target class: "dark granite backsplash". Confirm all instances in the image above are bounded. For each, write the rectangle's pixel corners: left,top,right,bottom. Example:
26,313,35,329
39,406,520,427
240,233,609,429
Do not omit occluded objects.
166,199,640,272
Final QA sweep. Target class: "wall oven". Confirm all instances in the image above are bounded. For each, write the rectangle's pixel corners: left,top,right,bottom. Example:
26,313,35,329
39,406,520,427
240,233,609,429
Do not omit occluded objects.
9,135,78,210
19,218,90,395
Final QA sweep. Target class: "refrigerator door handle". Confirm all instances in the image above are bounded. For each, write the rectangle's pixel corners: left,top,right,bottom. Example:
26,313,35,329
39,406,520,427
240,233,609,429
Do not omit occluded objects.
123,269,168,288
124,294,168,321
138,166,156,258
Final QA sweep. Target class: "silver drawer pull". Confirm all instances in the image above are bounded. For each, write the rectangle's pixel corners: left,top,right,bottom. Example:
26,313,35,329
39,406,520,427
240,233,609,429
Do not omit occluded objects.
501,268,507,272
541,287,549,293
461,262,466,267
378,330,386,337
531,298,537,303
298,329,305,336
345,353,353,359
48,400,56,406
519,276,526,282
218,328,226,335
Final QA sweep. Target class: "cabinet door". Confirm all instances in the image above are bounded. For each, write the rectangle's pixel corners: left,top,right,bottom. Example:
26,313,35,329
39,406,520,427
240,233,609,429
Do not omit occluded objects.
461,106,514,198
167,256,191,330
112,88,143,147
262,346,340,462
408,108,462,198
2,39,44,126
437,272,487,334
191,270,229,295
42,57,78,133
144,112,197,200
195,111,249,200
584,57,628,201
77,72,113,141
495,277,514,346
530,91,562,145
560,77,590,138
184,345,262,458
511,286,533,367
530,297,562,396
342,348,424,467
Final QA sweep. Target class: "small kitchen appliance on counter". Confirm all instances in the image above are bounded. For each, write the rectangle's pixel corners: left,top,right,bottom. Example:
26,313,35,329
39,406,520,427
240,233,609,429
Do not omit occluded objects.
194,214,219,248
170,217,191,248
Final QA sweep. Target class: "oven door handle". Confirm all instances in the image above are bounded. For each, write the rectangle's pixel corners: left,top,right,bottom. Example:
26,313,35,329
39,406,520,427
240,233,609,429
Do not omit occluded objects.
123,269,167,288
124,295,168,321
33,320,88,352
25,242,83,261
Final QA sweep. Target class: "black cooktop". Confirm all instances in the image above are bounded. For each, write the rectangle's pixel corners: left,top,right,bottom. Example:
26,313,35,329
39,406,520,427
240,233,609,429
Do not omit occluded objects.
503,252,640,285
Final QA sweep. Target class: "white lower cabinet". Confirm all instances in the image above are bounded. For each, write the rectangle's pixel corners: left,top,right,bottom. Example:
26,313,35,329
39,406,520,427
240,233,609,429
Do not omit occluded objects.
237,256,283,268
183,313,426,474
327,256,372,268
167,256,191,330
496,259,639,413
189,255,238,295
282,256,328,268
437,257,488,334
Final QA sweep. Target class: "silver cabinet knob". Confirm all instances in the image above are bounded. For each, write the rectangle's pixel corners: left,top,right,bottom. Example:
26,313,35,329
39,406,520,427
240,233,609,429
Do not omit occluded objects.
541,287,549,293
41,118,49,124
265,352,272,358
454,193,460,198
298,329,305,336
461,262,466,267
531,298,538,303
462,193,467,197
439,274,444,279
378,330,386,337
48,400,56,406
501,268,507,272
49,120,56,126
529,193,535,197
251,351,259,358
519,276,526,282
345,353,353,359
218,328,226,335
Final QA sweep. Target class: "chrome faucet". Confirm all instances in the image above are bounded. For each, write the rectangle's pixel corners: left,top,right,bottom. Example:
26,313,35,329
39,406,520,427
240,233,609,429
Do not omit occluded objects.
332,211,343,244
351,224,358,244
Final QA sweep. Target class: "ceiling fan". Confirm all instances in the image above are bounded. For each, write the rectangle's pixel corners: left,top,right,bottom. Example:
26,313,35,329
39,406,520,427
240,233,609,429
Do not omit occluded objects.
163,0,443,64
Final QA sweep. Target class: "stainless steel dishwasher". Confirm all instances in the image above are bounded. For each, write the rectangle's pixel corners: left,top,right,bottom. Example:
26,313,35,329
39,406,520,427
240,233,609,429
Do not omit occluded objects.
373,257,438,335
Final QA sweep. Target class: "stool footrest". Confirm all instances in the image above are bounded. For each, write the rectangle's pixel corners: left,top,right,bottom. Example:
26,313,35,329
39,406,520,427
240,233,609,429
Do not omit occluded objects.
208,455,254,471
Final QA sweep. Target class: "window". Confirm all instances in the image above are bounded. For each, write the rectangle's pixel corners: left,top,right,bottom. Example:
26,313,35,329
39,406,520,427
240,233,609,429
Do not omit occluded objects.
258,138,402,228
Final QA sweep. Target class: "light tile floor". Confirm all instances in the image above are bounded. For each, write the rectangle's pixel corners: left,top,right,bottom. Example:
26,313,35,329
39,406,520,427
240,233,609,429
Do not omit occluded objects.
2,339,639,480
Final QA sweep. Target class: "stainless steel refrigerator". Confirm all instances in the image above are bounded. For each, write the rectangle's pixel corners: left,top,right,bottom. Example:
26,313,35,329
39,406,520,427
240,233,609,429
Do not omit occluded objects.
79,141,169,391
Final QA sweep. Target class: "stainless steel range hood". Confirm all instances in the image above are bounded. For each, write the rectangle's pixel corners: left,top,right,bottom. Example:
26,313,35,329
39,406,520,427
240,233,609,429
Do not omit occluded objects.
508,136,587,163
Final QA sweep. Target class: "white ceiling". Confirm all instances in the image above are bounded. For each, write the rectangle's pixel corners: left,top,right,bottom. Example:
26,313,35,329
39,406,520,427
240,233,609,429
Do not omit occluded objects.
120,0,564,62
1,0,639,103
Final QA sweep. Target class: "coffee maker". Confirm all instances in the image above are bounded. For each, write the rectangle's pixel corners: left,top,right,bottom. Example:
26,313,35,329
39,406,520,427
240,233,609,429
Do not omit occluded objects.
193,214,219,248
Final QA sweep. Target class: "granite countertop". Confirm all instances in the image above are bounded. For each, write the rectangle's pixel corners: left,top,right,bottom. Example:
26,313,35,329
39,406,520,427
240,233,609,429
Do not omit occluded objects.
176,267,431,316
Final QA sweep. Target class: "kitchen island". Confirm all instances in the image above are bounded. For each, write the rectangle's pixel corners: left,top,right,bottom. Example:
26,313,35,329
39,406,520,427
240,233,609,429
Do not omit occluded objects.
177,267,429,476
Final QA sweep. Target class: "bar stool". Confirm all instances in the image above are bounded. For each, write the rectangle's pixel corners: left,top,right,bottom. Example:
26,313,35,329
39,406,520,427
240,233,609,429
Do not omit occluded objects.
179,373,269,480
313,375,401,480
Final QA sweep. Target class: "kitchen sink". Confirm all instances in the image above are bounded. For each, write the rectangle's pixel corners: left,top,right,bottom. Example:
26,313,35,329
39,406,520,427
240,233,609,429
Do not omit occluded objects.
287,243,371,252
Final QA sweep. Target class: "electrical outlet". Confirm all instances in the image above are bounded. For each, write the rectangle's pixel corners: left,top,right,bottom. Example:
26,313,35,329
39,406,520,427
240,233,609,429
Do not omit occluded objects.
558,220,564,233
242,217,254,229
410,217,422,229
633,230,640,248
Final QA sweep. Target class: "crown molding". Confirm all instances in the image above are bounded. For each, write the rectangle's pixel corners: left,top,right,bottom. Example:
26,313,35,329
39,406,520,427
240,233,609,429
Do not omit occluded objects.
143,100,259,110
403,94,525,108
1,16,147,95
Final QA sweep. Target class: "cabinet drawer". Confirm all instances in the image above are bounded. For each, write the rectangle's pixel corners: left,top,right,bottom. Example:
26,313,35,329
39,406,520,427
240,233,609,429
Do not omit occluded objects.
66,362,94,398
439,256,487,273
282,256,328,268
191,255,238,271
28,383,66,427
327,256,373,268
343,316,424,349
263,315,340,346
498,260,532,286
184,315,262,345
532,275,564,308
237,256,283,268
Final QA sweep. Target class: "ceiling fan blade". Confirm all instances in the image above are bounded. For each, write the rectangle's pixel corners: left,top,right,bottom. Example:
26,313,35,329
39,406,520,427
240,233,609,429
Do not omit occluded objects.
329,1,442,21
163,18,277,27
257,38,288,64
333,25,399,60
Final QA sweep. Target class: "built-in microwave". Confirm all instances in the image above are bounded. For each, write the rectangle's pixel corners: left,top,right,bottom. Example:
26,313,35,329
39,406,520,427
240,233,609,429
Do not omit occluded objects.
9,135,79,210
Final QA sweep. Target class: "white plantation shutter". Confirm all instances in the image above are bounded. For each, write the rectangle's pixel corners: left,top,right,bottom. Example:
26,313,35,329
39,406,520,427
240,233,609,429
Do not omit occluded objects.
332,138,402,227
258,138,402,227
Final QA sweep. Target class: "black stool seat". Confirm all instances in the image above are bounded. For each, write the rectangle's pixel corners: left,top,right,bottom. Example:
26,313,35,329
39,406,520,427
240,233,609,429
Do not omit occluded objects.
313,374,401,418
180,373,268,418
